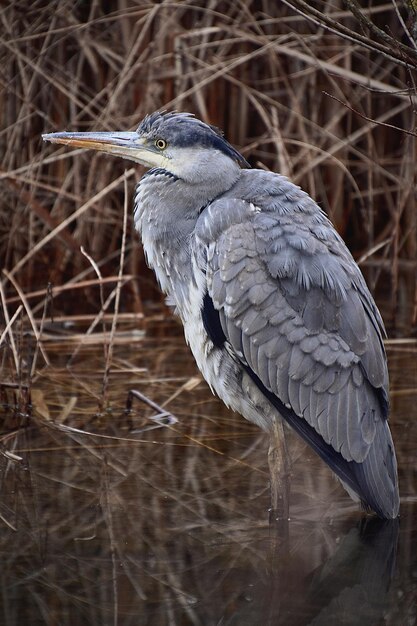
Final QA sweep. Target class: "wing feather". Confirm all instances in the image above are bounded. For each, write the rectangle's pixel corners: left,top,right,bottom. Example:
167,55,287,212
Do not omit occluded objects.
195,181,398,518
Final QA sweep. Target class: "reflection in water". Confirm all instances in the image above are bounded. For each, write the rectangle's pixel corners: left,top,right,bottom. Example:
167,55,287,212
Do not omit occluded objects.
263,518,399,626
0,333,415,625
308,519,398,626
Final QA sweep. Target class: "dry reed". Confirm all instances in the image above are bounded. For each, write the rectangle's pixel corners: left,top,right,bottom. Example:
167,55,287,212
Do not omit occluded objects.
0,6,416,623
1,1,416,344
0,0,415,447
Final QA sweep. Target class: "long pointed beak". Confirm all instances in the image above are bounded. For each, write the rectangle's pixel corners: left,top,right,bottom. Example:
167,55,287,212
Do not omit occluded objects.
42,131,157,166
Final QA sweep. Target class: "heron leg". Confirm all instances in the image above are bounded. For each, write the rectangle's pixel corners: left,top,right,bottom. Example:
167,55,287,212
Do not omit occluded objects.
268,418,290,522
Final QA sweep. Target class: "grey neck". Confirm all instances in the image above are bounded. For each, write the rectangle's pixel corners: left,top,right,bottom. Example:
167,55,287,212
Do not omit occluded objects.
133,162,241,305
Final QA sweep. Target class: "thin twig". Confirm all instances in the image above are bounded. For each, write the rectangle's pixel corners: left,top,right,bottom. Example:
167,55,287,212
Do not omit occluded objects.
323,91,417,137
101,171,130,404
3,270,50,368
0,304,23,368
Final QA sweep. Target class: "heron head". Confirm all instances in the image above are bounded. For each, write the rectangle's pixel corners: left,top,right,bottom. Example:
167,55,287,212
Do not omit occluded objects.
42,111,249,183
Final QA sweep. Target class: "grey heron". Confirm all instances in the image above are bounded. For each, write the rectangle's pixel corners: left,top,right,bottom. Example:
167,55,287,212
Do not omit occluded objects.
43,111,400,519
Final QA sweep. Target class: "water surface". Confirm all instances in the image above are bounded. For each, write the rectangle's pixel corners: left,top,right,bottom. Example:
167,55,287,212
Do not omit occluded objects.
0,324,416,625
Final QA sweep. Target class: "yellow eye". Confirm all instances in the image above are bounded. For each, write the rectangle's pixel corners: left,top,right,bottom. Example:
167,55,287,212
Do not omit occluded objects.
155,138,167,150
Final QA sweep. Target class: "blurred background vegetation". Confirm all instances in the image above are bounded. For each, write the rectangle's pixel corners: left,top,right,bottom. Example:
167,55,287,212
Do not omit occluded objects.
1,0,417,364
1,5,416,623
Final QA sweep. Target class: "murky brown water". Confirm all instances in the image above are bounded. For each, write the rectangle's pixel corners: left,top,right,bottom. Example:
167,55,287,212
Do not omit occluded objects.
0,322,416,625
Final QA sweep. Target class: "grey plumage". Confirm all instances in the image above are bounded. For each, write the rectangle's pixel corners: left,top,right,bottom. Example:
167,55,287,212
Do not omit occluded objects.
43,111,400,519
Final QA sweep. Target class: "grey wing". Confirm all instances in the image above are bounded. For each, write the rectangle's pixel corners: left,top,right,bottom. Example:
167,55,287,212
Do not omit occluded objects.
196,193,399,518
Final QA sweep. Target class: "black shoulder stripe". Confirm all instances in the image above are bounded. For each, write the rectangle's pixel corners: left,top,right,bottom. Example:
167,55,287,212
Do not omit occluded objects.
201,291,226,348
